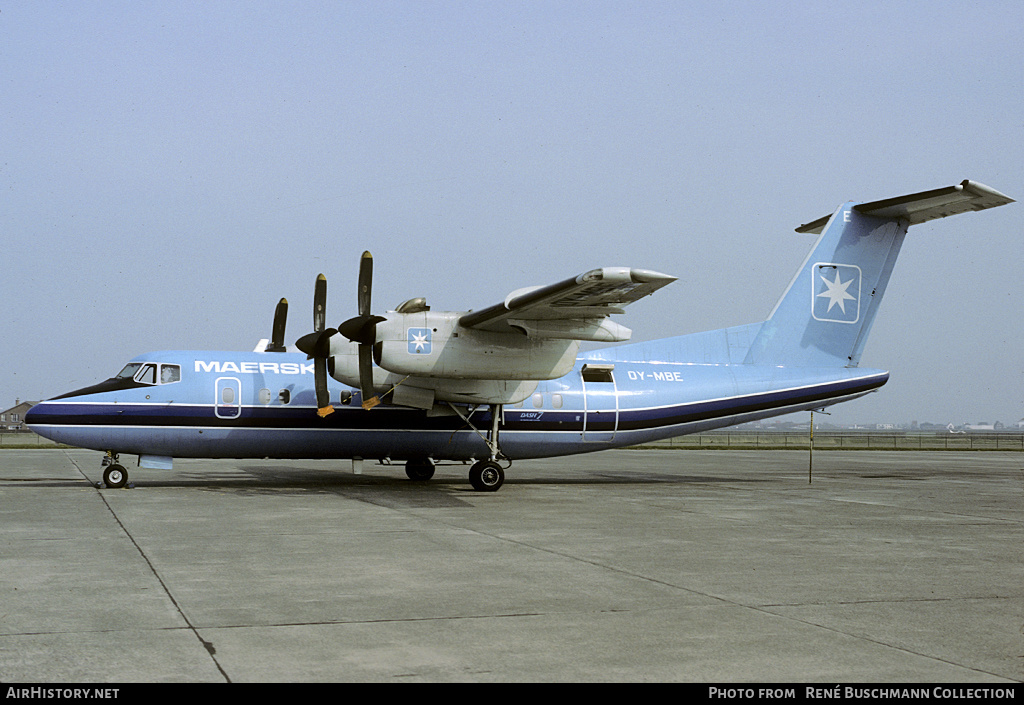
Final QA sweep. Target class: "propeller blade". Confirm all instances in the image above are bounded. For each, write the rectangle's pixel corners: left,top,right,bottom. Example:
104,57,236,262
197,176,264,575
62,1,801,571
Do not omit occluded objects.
358,344,380,410
297,273,337,417
313,273,327,333
314,355,334,417
357,251,373,317
267,298,288,352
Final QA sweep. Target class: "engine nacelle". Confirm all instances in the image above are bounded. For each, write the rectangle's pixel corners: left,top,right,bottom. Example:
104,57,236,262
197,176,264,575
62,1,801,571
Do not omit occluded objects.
326,332,543,406
373,311,579,380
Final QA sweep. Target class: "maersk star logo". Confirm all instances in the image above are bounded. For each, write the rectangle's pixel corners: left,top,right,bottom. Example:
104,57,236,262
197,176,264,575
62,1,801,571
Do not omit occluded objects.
407,328,432,354
812,263,861,324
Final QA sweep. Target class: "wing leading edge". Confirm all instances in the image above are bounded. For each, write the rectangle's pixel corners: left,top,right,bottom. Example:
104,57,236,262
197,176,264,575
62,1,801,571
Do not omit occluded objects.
459,267,676,342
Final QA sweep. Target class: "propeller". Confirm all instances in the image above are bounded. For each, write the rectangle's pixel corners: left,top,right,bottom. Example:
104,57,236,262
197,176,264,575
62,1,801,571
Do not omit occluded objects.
295,274,338,417
265,298,288,352
338,251,385,409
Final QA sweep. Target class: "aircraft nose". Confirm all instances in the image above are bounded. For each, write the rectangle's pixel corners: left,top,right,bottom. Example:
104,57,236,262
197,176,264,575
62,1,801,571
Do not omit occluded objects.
24,403,45,437
24,401,49,429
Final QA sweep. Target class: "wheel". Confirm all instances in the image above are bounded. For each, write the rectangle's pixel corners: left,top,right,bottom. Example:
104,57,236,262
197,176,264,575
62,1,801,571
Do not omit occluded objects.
469,460,504,492
405,458,435,481
103,464,128,489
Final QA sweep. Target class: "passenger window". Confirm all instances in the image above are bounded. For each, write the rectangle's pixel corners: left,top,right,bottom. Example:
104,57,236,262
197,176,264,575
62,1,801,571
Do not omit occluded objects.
552,393,563,409
258,388,272,404
135,364,157,385
159,365,181,384
222,387,235,404
339,389,352,405
278,389,290,404
532,393,543,408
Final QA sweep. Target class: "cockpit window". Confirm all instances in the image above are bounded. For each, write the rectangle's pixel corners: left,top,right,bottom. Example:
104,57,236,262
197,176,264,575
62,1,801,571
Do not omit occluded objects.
116,363,143,380
136,364,157,385
114,362,181,386
55,361,179,400
159,365,181,384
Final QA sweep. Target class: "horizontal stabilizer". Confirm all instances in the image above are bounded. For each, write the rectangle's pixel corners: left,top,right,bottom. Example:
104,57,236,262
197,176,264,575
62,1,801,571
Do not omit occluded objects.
796,180,1014,234
749,179,1012,368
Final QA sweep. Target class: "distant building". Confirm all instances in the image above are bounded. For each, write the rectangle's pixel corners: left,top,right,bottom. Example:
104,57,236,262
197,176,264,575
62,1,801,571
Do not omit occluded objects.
0,399,38,431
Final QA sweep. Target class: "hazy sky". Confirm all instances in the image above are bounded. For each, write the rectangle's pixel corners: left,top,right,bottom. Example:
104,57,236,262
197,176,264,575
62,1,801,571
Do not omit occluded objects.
3,1,1021,426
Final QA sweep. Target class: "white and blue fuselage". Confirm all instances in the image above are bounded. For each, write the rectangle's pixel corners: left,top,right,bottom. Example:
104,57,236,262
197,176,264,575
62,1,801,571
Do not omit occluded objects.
26,343,887,464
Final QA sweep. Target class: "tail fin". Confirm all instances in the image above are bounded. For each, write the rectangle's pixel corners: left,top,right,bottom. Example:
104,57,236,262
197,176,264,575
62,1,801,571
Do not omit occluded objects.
744,180,1013,367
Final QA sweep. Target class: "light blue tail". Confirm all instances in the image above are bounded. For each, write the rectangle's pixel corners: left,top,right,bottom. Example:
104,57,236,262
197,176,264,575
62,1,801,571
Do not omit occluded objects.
744,180,1013,368
744,205,906,367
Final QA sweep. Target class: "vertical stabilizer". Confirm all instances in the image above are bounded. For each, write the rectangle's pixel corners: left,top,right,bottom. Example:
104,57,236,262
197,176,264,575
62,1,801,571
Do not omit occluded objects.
745,206,907,367
743,180,1013,368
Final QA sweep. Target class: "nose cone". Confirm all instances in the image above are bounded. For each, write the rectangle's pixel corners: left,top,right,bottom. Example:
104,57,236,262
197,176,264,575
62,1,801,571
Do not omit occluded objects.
23,397,105,451
24,399,56,433
24,400,55,443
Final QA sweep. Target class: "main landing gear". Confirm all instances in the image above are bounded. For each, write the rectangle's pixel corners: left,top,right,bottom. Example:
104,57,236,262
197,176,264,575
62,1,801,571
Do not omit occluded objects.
448,403,509,492
412,403,509,491
405,458,436,481
406,457,506,491
101,452,129,489
469,460,505,492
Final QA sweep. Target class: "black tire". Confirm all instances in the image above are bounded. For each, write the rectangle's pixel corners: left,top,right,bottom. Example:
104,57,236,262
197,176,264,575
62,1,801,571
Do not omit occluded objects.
469,460,504,492
103,464,128,489
405,458,435,481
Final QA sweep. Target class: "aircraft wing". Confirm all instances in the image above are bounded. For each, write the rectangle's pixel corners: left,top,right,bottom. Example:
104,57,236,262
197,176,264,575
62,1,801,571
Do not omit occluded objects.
459,267,676,342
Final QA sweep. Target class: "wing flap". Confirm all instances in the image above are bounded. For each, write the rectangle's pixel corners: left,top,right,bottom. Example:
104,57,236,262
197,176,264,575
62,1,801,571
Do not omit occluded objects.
460,267,675,336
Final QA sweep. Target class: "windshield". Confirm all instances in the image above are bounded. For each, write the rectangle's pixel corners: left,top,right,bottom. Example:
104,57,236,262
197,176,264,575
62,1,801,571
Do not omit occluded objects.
115,363,143,380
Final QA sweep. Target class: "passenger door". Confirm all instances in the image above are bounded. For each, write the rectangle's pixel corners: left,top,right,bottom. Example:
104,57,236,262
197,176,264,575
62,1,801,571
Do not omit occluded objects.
215,377,242,419
581,364,618,441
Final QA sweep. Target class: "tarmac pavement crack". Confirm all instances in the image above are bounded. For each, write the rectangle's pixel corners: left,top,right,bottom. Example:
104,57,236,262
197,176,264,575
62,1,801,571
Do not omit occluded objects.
754,602,1013,681
380,503,744,606
375,503,1016,681
64,450,232,683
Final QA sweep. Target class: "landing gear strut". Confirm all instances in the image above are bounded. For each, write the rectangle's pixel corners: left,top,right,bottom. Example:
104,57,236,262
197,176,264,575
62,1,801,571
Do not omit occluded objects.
448,403,509,492
101,452,128,489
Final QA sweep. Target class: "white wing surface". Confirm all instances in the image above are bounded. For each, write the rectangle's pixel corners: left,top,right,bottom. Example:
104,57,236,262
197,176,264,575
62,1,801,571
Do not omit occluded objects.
459,267,675,342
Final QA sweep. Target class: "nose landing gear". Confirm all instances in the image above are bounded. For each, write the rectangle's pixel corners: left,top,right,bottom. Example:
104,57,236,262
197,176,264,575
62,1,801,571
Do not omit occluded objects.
101,452,129,489
103,464,128,488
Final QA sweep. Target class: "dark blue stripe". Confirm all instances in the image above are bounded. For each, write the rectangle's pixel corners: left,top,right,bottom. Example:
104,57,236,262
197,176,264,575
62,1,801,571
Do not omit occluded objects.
30,374,886,434
505,374,887,432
